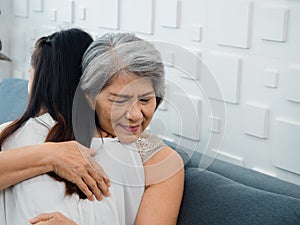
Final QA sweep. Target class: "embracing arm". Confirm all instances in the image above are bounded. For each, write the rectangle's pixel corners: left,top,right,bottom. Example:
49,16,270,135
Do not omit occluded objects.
135,147,184,225
0,143,52,190
29,212,78,225
0,141,110,200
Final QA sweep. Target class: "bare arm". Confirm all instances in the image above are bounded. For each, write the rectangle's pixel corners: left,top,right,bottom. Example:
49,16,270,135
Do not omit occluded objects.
0,141,110,200
135,147,184,225
0,143,52,190
29,212,77,225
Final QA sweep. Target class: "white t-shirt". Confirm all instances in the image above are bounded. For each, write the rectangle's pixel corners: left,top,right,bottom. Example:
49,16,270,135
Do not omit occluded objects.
0,113,145,225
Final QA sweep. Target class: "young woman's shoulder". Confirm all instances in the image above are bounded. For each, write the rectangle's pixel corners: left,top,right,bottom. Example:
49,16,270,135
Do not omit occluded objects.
0,121,13,133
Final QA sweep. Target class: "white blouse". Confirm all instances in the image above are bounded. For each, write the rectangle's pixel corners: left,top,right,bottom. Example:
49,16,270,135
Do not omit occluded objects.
0,113,150,225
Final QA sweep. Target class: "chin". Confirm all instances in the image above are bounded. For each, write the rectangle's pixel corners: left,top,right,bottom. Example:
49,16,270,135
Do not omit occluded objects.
117,134,140,144
115,126,143,144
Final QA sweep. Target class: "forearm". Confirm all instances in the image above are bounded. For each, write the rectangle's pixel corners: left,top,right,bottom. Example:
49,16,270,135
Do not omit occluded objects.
30,212,78,225
0,143,53,190
0,141,110,200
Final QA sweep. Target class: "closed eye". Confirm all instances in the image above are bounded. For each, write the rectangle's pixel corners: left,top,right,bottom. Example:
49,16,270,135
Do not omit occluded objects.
139,96,155,104
109,99,128,104
139,98,150,103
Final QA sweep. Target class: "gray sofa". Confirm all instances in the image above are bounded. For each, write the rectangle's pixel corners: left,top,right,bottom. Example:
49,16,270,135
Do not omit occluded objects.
1,78,300,225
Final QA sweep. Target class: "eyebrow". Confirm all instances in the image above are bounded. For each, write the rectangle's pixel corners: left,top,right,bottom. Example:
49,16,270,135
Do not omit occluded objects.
109,91,155,98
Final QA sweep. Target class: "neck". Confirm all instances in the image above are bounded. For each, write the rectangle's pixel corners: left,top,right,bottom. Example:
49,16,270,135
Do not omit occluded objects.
38,107,47,116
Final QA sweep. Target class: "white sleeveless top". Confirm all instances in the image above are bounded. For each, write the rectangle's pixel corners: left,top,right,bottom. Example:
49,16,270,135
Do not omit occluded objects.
0,113,165,225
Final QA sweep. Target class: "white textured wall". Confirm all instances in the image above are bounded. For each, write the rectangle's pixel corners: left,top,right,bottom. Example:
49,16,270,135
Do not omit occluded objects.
1,0,300,185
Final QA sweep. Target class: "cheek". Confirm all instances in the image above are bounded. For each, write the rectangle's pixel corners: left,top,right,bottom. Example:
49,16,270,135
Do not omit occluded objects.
110,106,129,126
95,102,123,129
144,102,157,122
95,102,110,126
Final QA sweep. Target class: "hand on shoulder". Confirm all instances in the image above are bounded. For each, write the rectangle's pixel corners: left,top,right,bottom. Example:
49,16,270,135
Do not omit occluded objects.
43,141,111,201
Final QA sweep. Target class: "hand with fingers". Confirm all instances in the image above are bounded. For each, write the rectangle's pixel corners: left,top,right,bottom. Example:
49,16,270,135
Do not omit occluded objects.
46,141,110,201
29,212,77,225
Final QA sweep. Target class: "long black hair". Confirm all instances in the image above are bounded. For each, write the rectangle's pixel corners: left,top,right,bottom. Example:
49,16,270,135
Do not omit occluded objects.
0,28,93,199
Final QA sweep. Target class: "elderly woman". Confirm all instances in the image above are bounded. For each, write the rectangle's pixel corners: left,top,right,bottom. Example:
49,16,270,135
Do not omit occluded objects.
0,32,183,225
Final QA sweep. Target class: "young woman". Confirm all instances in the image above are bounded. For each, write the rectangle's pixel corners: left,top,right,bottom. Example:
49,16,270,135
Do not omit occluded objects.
0,28,109,223
0,29,110,202
1,32,184,225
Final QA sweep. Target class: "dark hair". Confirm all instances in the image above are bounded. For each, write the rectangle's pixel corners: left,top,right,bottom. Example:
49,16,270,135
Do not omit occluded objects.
0,28,93,199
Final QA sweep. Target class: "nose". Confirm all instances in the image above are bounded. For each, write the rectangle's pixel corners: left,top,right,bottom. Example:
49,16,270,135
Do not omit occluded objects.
125,102,143,122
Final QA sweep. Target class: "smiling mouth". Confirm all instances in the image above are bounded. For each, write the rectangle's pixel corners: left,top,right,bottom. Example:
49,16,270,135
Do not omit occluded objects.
120,125,140,133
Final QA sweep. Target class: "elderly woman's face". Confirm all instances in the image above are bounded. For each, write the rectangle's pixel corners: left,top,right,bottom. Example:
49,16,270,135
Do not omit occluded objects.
95,73,157,143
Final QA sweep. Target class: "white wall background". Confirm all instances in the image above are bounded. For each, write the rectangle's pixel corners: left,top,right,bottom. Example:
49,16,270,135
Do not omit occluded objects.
0,0,300,185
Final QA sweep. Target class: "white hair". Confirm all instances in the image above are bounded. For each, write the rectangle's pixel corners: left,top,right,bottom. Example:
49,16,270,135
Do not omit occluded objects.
80,33,165,102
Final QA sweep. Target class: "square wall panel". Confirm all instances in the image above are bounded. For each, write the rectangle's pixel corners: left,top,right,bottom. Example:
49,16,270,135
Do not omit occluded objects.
206,51,242,104
78,6,86,20
13,0,29,17
123,0,153,34
284,65,300,103
49,8,57,21
272,118,300,175
264,68,279,88
209,116,221,133
259,6,289,42
31,0,43,12
243,102,270,139
160,50,175,67
170,93,201,141
216,0,252,48
154,43,201,79
63,0,74,23
161,0,179,28
97,0,120,29
176,49,202,80
191,25,203,42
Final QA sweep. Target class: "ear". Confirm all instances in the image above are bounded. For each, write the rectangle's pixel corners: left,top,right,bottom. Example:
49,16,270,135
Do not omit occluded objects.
85,94,96,110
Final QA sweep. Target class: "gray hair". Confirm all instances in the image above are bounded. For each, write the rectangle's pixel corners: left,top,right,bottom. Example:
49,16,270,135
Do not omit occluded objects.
80,33,165,104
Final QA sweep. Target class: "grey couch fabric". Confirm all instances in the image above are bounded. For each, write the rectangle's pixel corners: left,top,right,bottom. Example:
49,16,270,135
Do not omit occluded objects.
163,140,300,224
178,168,300,225
1,78,300,225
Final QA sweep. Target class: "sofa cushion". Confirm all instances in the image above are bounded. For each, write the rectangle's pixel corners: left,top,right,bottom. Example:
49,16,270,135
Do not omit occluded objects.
184,151,300,200
164,138,300,200
0,78,28,124
177,168,300,225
